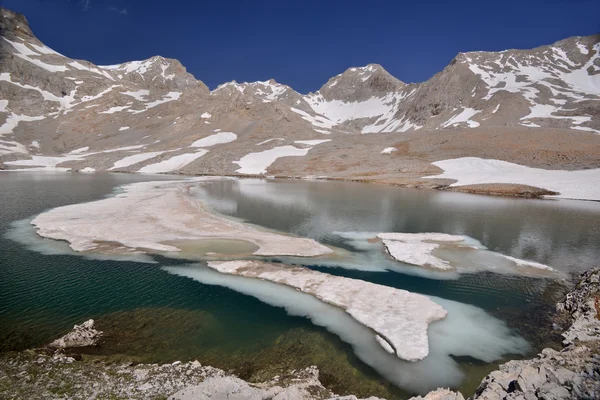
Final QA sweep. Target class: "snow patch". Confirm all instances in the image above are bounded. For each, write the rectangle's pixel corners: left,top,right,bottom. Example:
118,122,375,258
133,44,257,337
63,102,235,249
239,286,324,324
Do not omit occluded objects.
109,151,167,170
443,108,480,128
293,139,331,146
191,132,237,147
427,157,600,201
233,146,311,174
256,138,284,146
138,151,208,173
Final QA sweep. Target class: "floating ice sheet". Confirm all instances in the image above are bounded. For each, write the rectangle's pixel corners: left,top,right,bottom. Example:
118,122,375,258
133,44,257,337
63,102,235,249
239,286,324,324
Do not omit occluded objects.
163,263,530,394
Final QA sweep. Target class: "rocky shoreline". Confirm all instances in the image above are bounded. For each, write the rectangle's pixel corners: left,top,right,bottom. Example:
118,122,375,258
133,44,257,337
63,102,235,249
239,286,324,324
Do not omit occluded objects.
1,269,598,400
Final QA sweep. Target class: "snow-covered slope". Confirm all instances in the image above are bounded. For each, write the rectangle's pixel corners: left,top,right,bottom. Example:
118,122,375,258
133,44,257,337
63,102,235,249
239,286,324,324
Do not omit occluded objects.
296,39,600,134
0,6,598,180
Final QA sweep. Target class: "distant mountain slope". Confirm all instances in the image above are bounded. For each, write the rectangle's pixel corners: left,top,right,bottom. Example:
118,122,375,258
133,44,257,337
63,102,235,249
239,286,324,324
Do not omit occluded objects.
0,6,599,191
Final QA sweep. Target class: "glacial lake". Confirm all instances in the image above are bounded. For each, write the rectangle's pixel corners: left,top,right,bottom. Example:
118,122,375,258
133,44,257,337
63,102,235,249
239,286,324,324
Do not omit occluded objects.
2,172,600,399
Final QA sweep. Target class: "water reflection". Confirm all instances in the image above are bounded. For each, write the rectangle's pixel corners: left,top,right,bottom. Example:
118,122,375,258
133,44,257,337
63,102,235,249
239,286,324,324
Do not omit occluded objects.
197,178,600,277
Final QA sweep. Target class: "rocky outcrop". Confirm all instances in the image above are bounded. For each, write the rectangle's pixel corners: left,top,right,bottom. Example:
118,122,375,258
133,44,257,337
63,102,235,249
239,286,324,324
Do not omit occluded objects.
169,366,334,400
0,351,379,400
409,388,465,400
470,268,600,400
1,5,599,179
48,319,102,349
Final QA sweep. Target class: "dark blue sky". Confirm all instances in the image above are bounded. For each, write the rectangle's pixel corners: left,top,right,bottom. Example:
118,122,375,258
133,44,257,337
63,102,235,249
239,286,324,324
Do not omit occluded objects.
3,0,599,93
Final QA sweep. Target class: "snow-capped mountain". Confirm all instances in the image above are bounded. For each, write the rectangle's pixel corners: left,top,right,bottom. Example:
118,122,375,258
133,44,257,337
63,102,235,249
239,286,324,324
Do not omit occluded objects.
0,6,598,180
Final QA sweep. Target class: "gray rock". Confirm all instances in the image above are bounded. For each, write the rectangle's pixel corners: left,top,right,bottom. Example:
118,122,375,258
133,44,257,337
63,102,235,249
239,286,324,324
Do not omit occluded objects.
48,319,102,348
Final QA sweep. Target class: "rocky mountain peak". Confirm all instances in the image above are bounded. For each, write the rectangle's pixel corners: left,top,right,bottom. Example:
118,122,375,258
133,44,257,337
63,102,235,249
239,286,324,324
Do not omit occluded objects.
0,7,34,41
317,63,406,103
99,55,200,91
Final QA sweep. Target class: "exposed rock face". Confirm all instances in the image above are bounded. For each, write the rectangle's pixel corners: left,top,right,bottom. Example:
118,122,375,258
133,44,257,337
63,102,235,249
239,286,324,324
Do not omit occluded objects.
48,319,102,349
1,6,598,184
471,268,600,400
0,351,379,400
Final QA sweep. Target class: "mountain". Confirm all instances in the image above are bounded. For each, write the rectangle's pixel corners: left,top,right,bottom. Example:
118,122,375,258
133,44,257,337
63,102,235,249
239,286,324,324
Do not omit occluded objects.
1,6,599,194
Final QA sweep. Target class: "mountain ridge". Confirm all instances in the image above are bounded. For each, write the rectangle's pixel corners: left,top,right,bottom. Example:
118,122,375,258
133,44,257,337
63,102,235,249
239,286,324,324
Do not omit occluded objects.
1,6,599,198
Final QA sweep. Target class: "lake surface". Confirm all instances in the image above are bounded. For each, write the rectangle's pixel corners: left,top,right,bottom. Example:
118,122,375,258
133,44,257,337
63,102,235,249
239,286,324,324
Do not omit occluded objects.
2,172,600,398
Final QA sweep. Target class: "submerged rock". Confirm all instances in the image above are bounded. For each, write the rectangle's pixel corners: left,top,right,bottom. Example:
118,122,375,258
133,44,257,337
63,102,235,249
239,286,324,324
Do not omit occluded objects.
48,319,102,349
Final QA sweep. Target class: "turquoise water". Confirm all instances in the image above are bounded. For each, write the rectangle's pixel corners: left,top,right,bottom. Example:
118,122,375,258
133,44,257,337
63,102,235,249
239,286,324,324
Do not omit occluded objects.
2,173,600,398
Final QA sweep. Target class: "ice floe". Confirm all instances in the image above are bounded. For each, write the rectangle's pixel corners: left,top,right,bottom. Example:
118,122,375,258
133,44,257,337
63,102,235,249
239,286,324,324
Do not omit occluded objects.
163,263,530,393
4,218,156,263
377,232,554,273
426,157,600,201
378,233,468,271
206,260,447,361
325,231,556,278
30,179,333,257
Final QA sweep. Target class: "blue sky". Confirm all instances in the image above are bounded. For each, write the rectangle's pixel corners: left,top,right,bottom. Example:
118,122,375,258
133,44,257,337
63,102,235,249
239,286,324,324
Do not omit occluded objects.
3,0,599,93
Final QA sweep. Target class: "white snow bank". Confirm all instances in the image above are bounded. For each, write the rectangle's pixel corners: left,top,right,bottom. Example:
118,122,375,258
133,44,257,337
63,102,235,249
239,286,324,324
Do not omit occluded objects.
191,132,237,147
233,146,311,174
3,37,68,73
426,157,600,201
30,180,333,257
163,264,529,394
381,147,396,154
129,92,181,114
4,154,83,170
377,232,554,273
294,139,331,146
138,151,207,173
201,112,212,119
109,151,166,170
119,126,130,131
100,106,130,114
122,90,150,102
0,113,45,137
256,138,284,146
290,107,336,129
443,108,480,128
69,147,89,154
0,139,28,156
206,260,447,361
